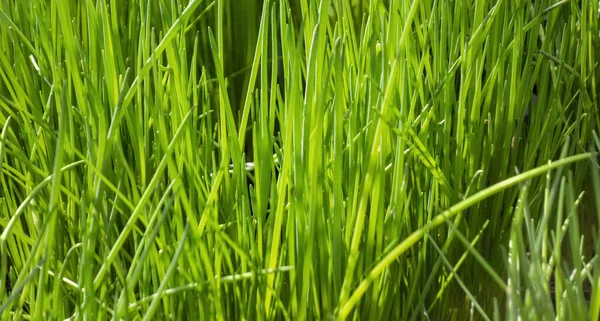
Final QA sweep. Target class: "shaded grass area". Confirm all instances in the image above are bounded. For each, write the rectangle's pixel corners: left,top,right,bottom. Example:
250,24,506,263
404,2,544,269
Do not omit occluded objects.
0,0,599,320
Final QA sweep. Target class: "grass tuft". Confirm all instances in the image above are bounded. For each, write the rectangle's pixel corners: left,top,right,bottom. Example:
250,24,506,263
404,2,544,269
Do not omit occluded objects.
0,0,599,320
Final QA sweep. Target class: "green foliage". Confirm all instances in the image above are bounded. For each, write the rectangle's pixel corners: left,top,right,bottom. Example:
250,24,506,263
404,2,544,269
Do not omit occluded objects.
0,0,598,320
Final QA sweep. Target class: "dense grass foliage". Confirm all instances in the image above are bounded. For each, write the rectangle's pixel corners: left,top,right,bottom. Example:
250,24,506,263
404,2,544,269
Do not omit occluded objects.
1,0,599,320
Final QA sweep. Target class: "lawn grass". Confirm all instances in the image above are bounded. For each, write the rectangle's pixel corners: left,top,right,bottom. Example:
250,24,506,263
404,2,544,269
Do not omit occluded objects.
0,0,599,320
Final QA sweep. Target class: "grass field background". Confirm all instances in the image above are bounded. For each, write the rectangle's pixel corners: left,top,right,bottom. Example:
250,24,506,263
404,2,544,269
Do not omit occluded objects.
1,0,599,320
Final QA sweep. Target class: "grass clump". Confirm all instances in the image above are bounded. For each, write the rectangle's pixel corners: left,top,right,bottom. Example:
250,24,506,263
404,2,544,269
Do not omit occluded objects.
0,0,599,320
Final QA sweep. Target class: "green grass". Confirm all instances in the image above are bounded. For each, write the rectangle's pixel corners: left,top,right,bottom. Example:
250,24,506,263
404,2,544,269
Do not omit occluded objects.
0,0,599,320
